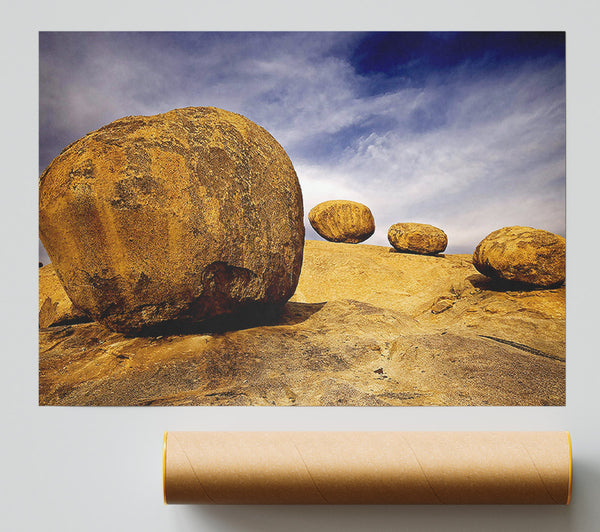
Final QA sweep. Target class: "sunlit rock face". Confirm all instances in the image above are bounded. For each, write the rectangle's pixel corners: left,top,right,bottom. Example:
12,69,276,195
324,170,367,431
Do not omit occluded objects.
308,200,375,244
473,226,565,287
39,240,565,407
388,223,448,255
39,107,305,333
39,264,90,328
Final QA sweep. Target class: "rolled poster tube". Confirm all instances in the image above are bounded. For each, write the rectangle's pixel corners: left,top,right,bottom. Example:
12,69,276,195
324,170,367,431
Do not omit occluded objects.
163,431,572,504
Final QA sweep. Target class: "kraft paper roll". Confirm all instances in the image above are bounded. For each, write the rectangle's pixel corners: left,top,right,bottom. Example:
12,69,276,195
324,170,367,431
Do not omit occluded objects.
163,431,572,505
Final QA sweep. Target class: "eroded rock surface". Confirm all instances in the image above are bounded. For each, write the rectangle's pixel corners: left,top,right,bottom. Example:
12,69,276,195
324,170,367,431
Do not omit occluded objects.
40,240,565,406
388,223,447,255
39,107,304,333
473,226,565,287
308,200,375,243
39,264,90,328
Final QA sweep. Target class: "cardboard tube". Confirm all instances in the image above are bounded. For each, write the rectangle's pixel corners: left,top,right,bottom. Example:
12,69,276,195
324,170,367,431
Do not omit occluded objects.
163,431,572,505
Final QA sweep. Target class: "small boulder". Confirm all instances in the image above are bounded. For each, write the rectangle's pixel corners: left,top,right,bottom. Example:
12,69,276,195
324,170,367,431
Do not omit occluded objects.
388,223,447,255
39,264,90,328
473,226,565,287
308,200,375,243
39,107,305,333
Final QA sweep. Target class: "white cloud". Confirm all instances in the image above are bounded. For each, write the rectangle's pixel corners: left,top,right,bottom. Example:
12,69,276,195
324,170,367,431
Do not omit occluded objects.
288,61,565,251
39,33,565,257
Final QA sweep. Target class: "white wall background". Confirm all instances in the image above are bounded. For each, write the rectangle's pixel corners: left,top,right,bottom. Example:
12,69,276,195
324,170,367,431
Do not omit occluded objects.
2,2,599,530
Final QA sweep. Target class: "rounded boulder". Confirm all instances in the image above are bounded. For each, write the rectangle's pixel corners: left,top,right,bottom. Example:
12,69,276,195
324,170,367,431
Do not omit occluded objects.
39,107,305,333
308,200,375,243
388,223,447,255
472,226,565,287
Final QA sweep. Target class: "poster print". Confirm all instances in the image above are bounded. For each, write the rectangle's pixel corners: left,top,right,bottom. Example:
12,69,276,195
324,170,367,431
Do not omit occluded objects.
39,32,565,406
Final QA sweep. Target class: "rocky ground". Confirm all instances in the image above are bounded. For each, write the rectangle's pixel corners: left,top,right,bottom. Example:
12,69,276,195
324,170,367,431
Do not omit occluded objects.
39,240,565,406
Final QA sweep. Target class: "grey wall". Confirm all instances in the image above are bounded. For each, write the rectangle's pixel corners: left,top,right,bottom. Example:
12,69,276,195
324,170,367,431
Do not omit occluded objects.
2,2,599,531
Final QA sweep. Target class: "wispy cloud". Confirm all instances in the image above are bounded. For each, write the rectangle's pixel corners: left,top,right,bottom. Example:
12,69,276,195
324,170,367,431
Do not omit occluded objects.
40,32,565,255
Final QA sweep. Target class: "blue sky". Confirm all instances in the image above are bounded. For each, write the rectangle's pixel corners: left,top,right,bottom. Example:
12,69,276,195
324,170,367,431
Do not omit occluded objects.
39,31,565,260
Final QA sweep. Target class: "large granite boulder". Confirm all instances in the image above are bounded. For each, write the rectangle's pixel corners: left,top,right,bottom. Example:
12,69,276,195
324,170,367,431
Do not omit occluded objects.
39,264,90,328
39,107,305,333
388,222,447,254
473,226,565,287
308,200,375,243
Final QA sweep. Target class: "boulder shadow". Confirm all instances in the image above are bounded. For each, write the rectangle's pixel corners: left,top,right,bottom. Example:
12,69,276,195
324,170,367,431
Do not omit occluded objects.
467,273,565,293
130,301,327,338
280,301,328,326
388,248,447,258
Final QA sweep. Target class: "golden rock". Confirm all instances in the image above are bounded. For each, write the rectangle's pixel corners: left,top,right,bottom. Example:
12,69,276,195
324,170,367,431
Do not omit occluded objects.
39,107,304,333
473,226,565,287
388,222,447,254
309,200,375,243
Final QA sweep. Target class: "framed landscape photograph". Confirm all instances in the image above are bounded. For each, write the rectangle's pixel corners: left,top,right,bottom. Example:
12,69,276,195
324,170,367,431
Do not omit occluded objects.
38,31,565,406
